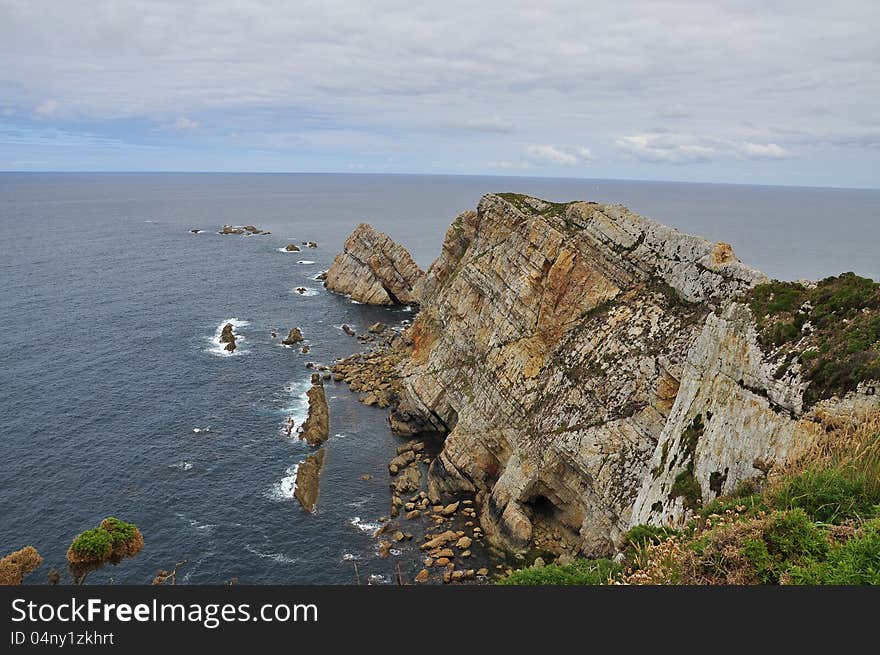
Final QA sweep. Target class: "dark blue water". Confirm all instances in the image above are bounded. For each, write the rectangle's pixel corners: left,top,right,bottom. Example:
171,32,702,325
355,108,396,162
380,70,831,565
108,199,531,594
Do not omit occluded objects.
1,173,878,584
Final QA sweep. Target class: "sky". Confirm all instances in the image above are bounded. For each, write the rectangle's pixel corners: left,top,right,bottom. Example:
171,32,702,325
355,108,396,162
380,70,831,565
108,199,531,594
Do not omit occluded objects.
1,0,878,187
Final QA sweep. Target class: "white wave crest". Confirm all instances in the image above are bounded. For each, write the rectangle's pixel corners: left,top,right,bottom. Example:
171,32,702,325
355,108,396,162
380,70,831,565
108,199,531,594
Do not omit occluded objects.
291,286,319,297
350,516,382,535
175,513,218,533
266,463,299,501
244,544,298,564
169,461,193,471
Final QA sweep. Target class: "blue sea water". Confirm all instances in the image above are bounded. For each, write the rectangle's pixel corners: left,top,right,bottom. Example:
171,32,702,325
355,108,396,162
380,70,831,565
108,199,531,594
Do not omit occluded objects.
0,172,878,584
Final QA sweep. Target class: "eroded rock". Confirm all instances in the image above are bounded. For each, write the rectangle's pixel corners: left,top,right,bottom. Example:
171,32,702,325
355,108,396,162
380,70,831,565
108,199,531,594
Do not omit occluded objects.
294,448,326,513
325,223,425,305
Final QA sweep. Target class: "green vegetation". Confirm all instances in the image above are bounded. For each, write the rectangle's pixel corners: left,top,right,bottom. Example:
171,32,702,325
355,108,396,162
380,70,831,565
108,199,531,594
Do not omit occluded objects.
746,273,880,405
496,193,573,221
498,557,621,586
70,528,113,559
69,517,141,561
789,520,880,584
668,415,705,510
772,467,880,524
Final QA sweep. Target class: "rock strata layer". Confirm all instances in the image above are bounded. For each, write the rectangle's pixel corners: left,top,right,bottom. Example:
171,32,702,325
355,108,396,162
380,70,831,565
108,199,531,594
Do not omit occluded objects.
333,193,880,559
325,223,425,305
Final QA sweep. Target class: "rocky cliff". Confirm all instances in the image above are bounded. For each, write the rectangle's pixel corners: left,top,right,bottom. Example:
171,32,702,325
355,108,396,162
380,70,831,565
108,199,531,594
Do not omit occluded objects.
342,193,880,558
325,223,425,305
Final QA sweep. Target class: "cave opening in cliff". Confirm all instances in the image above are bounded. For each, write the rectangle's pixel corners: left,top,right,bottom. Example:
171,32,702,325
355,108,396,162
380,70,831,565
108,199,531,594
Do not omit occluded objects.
525,494,561,522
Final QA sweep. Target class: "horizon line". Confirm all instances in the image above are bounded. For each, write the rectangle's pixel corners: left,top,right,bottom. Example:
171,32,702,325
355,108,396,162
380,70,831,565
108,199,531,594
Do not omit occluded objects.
0,170,877,192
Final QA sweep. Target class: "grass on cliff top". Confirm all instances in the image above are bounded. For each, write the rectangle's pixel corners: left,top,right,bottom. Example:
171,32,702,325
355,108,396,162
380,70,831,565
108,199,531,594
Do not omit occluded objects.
746,272,880,405
499,416,880,585
495,193,573,220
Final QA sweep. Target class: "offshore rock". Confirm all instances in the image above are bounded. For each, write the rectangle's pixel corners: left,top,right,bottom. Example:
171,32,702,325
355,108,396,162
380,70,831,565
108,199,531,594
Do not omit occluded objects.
219,323,237,352
282,327,304,345
325,223,425,305
294,448,326,512
300,374,330,446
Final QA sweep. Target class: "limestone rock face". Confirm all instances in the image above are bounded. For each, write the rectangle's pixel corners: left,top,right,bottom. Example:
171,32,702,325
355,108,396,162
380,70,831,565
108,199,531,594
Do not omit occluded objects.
300,375,330,446
294,448,326,513
384,193,878,557
325,223,425,305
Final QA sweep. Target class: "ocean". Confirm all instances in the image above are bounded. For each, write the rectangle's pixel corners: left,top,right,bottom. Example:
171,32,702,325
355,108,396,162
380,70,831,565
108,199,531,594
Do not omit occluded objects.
1,172,878,584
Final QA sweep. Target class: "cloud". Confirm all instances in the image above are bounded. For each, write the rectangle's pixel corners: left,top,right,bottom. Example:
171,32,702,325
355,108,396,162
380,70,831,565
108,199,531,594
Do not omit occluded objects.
32,99,60,119
447,116,513,133
170,116,199,130
0,1,877,183
616,133,793,164
737,142,790,159
616,133,716,164
526,144,593,165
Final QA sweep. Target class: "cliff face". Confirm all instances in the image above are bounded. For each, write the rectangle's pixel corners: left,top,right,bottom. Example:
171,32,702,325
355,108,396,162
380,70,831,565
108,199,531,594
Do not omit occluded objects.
325,223,425,305
349,193,879,558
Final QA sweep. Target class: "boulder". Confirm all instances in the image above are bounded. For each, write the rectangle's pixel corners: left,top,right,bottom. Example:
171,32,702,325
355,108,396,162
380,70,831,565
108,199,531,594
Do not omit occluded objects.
285,243,301,252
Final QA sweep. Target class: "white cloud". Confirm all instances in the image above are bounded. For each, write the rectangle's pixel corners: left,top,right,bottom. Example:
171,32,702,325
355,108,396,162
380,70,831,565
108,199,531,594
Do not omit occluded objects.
447,116,513,133
171,116,199,130
616,133,793,164
526,144,592,165
738,142,790,159
0,1,877,182
32,99,60,119
616,133,716,164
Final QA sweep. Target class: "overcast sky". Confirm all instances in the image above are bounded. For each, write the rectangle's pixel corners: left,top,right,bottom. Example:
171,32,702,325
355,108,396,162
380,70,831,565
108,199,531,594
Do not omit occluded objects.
1,1,878,187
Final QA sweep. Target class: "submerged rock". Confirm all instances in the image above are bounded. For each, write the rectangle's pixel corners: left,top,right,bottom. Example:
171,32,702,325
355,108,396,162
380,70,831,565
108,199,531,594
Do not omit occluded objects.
294,448,326,513
325,223,425,305
300,374,330,446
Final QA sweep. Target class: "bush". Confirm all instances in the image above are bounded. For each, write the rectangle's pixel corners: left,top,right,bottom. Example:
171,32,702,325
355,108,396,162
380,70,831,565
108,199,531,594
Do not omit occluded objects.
70,528,113,559
498,558,621,586
789,520,880,585
624,524,678,549
743,509,829,583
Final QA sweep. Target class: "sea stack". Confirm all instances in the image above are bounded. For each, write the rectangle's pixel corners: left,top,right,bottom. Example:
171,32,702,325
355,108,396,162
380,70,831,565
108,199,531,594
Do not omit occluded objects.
300,373,330,446
294,448,326,512
324,223,425,305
